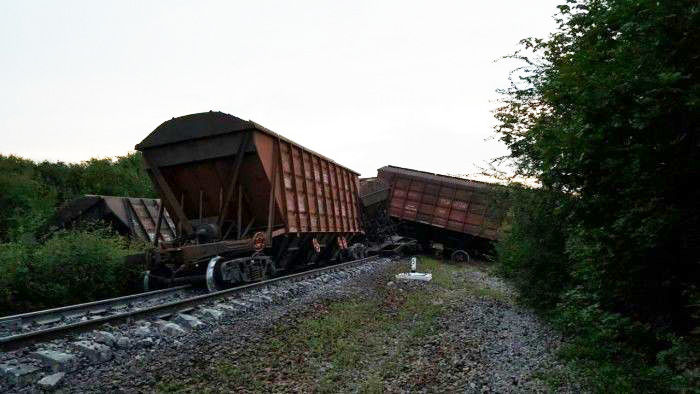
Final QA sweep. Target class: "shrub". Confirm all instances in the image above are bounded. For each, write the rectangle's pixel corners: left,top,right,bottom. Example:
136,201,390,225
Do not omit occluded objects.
0,157,57,242
497,183,700,390
0,226,144,315
0,242,33,313
495,185,571,311
493,0,699,390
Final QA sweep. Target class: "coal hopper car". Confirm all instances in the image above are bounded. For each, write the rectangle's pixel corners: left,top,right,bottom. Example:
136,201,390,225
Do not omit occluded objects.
135,111,363,291
376,165,508,262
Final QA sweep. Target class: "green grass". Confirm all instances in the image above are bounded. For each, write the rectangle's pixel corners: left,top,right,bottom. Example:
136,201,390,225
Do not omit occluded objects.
156,256,511,392
413,256,465,289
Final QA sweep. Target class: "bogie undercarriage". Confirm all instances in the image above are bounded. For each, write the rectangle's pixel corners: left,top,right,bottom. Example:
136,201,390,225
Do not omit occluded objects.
141,233,391,292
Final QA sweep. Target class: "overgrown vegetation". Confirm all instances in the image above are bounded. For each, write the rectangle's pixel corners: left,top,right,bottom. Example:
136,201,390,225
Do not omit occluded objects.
0,226,145,315
0,153,154,314
494,0,699,390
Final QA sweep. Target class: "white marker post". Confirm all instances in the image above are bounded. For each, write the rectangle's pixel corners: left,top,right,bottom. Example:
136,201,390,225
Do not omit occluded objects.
396,256,432,282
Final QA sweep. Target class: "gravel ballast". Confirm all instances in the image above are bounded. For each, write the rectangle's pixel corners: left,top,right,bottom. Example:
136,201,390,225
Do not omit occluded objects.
1,257,586,392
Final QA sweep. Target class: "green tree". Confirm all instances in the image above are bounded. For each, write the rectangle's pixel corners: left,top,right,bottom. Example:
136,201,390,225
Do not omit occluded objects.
495,0,699,389
495,185,571,311
0,151,155,313
0,156,57,241
77,153,155,198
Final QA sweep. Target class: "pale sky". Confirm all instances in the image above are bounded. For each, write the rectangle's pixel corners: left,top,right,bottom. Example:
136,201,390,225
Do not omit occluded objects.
1,1,560,178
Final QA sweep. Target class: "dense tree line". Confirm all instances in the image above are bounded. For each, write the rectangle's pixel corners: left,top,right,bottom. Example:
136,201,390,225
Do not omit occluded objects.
494,0,698,390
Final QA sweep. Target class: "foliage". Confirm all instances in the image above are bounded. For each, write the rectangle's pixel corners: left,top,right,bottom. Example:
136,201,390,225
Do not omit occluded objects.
495,185,571,311
0,152,155,243
494,0,699,390
553,287,700,391
0,226,144,315
66,154,155,200
0,156,56,241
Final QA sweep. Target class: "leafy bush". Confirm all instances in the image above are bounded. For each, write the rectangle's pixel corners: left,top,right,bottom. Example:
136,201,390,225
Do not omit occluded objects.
0,227,144,315
555,288,672,391
0,241,33,313
494,0,699,390
68,154,155,199
498,182,700,390
0,156,57,241
495,185,571,311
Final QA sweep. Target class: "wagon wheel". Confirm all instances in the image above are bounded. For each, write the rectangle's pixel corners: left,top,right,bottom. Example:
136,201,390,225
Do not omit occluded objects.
206,256,226,292
450,250,471,264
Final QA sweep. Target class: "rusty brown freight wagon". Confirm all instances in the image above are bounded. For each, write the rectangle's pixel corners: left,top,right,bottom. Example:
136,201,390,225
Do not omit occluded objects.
376,165,507,261
135,111,363,291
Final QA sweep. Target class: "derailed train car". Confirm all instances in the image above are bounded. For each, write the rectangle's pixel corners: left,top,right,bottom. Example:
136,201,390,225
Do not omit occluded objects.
363,165,508,262
53,195,176,244
135,111,366,291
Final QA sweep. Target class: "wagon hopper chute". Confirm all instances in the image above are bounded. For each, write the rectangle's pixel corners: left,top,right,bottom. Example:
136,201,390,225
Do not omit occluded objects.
135,111,363,291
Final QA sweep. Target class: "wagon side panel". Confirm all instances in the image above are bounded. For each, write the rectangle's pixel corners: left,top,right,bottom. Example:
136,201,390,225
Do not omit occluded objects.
279,140,300,233
378,166,505,241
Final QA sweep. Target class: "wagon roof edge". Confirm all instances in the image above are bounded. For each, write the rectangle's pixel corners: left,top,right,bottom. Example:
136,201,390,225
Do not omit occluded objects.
378,165,501,190
135,111,360,176
249,121,360,176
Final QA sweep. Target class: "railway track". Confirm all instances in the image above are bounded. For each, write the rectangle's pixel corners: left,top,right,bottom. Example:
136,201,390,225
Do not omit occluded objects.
0,284,202,349
0,256,379,352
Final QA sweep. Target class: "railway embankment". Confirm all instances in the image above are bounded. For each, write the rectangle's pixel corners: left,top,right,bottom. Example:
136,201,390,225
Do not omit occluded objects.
1,257,587,392
0,258,390,392
151,257,585,392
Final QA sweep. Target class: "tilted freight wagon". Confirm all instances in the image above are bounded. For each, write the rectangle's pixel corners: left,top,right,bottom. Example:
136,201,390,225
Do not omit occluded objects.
376,165,508,262
135,111,363,291
53,195,176,244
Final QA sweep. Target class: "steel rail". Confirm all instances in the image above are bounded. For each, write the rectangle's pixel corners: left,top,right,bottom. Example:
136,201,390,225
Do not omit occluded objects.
0,285,192,325
0,256,379,351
